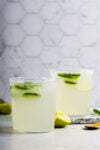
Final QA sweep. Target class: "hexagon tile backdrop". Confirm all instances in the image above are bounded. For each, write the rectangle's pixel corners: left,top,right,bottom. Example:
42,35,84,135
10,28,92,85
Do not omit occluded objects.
0,0,100,107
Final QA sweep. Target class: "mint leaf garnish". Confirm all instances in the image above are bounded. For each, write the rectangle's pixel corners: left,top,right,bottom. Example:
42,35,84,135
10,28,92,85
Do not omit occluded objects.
64,80,77,84
58,73,80,79
14,82,39,90
58,73,80,85
93,109,100,115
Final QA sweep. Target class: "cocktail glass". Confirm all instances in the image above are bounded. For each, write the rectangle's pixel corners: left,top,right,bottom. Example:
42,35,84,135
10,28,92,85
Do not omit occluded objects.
10,77,56,133
52,70,93,116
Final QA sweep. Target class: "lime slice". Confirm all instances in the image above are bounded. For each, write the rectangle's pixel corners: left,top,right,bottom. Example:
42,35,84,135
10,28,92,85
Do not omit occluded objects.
64,80,77,85
0,104,12,115
55,110,71,128
23,92,40,98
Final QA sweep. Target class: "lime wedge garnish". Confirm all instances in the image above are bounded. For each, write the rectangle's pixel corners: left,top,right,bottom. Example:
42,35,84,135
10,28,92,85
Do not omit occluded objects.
58,73,80,79
23,92,40,98
55,110,71,128
64,80,77,84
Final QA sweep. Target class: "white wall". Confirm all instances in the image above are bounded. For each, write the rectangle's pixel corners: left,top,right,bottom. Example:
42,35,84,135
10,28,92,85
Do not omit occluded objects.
0,0,100,107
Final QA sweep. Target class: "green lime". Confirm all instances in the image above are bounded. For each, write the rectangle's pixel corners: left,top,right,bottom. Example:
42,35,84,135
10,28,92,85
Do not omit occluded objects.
0,99,6,104
0,104,12,115
55,110,71,128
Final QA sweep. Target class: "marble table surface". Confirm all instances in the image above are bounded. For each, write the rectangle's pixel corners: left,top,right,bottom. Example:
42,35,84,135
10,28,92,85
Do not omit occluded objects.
0,115,100,150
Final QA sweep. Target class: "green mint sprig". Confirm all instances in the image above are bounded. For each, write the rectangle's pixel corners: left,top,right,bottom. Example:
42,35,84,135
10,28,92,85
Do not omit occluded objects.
14,82,40,90
58,73,80,85
93,109,100,115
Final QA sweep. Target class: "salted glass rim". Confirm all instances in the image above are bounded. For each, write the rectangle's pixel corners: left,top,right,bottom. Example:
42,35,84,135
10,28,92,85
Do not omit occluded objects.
50,69,93,74
9,77,55,84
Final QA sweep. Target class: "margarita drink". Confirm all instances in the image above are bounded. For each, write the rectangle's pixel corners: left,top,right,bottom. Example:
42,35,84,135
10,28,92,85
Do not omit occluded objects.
56,71,93,116
10,78,56,132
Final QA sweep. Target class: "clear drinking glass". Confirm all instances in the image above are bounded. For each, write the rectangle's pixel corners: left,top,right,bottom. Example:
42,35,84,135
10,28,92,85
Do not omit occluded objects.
51,70,93,116
10,77,56,133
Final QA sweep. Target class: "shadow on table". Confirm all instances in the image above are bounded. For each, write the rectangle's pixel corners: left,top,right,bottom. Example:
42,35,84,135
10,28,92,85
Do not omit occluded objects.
0,127,14,134
0,115,15,134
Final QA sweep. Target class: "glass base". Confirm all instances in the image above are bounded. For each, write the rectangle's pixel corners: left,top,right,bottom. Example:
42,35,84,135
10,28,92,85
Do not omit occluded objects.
13,128,53,133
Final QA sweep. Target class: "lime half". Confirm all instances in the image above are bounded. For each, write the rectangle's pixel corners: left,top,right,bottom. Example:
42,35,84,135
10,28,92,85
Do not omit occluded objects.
55,110,71,128
0,104,12,115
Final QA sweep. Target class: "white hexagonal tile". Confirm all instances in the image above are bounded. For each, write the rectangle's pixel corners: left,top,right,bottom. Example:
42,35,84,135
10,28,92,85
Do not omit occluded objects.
78,25,99,46
20,0,44,13
60,14,81,35
47,0,56,1
0,0,7,11
96,18,100,30
91,85,100,108
39,68,50,78
58,0,82,13
7,0,18,2
79,46,99,67
0,13,7,36
2,47,23,68
40,2,63,24
22,58,44,77
2,67,22,102
0,80,5,97
96,17,100,33
95,62,100,76
21,14,43,35
80,2,99,24
40,25,63,46
95,0,100,10
59,58,81,70
2,92,10,103
3,2,25,23
3,25,24,46
0,40,6,56
59,36,81,57
0,58,7,77
40,47,62,66
92,71,99,90
2,67,22,88
21,36,43,57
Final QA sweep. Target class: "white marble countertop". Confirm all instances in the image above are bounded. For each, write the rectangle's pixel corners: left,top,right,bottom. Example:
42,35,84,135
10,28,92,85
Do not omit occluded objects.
0,115,100,150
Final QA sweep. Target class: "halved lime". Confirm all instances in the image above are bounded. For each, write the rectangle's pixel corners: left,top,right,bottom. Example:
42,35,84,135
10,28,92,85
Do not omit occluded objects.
0,104,12,114
55,110,71,128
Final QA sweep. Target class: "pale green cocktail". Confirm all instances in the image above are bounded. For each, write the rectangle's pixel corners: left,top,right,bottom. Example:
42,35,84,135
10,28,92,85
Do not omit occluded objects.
55,70,93,116
10,78,56,132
